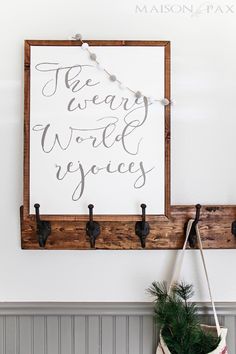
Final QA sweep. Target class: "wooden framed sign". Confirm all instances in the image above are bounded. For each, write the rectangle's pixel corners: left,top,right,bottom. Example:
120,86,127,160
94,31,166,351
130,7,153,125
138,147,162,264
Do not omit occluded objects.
24,40,171,221
21,40,236,250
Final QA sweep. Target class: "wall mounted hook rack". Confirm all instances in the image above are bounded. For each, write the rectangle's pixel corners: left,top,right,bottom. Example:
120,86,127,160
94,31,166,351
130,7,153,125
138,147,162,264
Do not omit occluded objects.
20,205,236,250
34,204,51,248
86,204,100,248
135,204,150,248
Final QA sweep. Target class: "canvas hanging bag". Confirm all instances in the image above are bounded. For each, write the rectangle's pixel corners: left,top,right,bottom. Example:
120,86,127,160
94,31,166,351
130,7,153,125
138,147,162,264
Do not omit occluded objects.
156,219,228,354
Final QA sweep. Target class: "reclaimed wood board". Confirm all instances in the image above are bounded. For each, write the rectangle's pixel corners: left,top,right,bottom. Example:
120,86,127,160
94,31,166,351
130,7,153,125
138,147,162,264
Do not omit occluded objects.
20,205,236,249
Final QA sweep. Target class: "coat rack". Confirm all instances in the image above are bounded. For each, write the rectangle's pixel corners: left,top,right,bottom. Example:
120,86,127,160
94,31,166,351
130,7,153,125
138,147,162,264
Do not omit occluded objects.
20,204,236,250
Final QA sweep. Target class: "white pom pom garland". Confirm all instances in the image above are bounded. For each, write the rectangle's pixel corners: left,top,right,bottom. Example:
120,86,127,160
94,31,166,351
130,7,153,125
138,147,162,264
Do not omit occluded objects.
82,42,89,50
72,33,172,104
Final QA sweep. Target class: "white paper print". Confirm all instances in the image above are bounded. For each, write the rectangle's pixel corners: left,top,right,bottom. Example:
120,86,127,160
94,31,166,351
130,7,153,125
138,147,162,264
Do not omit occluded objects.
30,45,166,215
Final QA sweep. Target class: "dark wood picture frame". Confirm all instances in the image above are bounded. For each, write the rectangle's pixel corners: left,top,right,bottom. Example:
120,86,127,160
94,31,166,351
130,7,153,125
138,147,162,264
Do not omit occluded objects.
23,40,171,222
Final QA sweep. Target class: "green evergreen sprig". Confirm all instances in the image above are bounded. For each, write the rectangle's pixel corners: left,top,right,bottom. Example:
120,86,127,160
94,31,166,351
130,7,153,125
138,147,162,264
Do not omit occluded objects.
147,281,220,354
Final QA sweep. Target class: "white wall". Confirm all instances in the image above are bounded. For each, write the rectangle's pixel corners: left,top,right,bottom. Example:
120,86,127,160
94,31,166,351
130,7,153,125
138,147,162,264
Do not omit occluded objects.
0,0,236,302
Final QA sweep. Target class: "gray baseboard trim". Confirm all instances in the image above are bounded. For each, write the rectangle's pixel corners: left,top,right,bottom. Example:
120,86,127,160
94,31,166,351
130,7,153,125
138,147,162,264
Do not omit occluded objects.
0,301,235,315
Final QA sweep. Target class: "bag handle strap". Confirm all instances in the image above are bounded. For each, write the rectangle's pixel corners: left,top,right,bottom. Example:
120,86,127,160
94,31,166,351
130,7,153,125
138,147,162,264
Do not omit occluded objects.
169,219,221,336
195,223,220,335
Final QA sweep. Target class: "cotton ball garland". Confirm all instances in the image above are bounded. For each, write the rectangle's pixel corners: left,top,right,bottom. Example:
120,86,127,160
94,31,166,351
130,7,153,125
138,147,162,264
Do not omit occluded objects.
82,42,89,50
161,98,170,106
148,96,155,104
74,33,82,41
71,33,169,105
90,53,97,61
109,75,117,82
135,91,142,99
96,63,104,71
119,83,126,90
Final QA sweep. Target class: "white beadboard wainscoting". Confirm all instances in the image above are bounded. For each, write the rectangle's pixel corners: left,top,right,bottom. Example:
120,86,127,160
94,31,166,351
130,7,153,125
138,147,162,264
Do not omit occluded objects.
0,302,235,354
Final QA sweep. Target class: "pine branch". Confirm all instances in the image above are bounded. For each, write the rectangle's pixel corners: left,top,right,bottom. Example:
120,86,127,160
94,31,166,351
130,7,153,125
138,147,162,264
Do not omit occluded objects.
148,281,220,354
147,281,168,302
172,282,194,301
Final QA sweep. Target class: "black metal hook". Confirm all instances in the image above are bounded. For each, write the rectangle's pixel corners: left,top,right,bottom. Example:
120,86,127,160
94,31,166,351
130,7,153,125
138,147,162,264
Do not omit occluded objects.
135,204,150,248
34,204,51,248
185,204,201,248
231,220,236,236
86,204,100,248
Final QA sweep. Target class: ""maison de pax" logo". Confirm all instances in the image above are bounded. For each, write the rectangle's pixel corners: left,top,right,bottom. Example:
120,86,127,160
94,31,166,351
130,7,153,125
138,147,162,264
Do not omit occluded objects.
135,3,235,16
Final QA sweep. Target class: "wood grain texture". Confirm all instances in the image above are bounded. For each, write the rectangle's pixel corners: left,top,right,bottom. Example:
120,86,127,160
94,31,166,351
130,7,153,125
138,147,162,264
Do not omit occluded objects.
20,205,236,249
23,40,171,222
